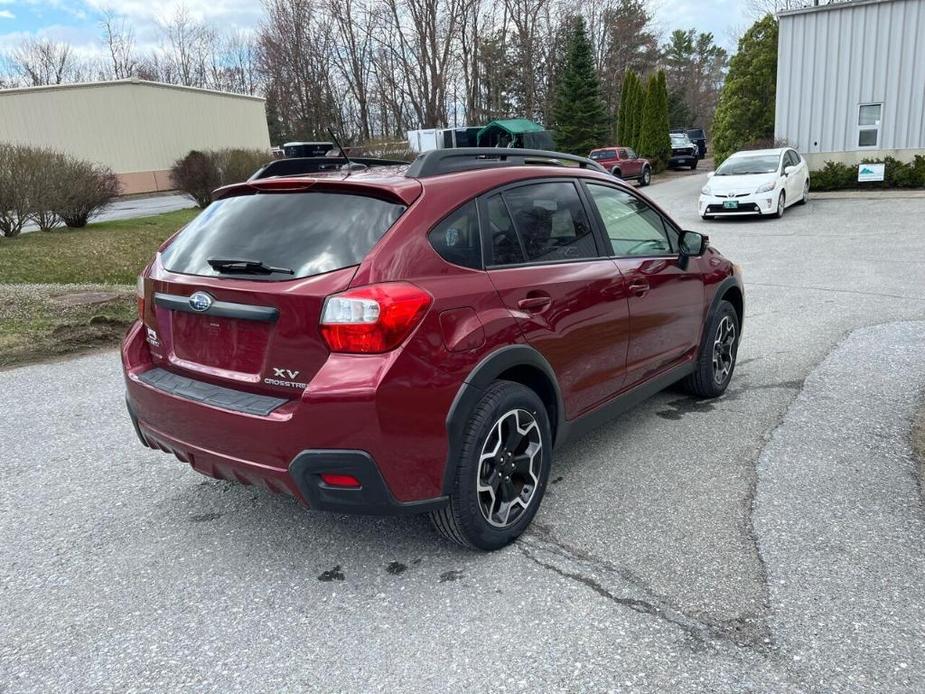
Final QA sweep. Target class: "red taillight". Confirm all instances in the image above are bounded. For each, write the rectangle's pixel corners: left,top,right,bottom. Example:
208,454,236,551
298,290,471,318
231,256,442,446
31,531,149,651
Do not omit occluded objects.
136,274,145,321
320,473,362,488
320,282,432,354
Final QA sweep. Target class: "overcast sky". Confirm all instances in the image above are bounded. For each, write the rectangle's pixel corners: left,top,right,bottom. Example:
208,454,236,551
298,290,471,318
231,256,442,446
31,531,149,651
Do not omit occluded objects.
0,0,752,58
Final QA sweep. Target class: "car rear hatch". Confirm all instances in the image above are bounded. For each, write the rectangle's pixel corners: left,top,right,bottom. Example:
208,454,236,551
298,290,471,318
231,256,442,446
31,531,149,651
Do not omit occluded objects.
141,180,418,399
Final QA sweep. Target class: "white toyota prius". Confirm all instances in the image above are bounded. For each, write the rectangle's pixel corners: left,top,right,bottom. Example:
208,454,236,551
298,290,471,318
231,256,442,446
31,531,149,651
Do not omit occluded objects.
699,147,810,220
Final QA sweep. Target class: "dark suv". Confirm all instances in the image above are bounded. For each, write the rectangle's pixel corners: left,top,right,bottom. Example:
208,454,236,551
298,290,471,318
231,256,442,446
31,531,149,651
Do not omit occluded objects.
123,148,743,550
672,128,707,159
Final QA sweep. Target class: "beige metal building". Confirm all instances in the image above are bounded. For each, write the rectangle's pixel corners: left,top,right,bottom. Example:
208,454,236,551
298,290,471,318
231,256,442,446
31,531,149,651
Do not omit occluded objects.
0,79,270,194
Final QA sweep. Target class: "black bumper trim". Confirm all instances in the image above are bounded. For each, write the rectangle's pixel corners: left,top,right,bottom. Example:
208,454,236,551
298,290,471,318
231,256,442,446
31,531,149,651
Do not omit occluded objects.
138,368,288,416
289,450,448,516
154,292,279,322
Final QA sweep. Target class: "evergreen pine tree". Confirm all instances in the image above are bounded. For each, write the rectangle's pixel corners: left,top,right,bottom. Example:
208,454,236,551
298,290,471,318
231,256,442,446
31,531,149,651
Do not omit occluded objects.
553,16,610,155
712,15,778,164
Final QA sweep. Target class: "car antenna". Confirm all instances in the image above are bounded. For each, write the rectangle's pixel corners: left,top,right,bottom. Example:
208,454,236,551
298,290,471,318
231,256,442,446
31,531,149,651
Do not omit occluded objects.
328,127,365,172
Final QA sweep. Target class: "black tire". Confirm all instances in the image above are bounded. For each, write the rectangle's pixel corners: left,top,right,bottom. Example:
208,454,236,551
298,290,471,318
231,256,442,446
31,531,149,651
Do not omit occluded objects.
798,179,809,205
683,300,739,399
612,167,623,179
639,167,651,187
774,191,786,218
690,159,698,170
429,381,552,551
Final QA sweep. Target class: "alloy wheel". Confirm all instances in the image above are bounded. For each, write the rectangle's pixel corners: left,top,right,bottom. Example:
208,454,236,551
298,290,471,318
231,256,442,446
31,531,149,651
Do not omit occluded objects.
476,409,543,528
712,316,737,386
642,169,651,185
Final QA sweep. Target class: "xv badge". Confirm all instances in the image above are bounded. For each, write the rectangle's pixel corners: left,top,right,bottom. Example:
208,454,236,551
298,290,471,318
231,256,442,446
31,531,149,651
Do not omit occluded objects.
273,368,300,380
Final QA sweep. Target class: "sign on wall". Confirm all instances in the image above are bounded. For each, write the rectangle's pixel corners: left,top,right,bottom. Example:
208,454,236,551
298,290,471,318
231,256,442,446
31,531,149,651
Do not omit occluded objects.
858,163,885,182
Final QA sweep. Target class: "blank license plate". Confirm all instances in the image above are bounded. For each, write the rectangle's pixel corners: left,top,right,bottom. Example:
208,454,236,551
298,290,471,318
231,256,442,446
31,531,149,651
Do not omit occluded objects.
723,200,739,209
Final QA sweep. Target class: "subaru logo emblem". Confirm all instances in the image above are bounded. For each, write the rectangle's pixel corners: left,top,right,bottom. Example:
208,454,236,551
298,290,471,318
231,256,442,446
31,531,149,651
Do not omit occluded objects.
188,292,213,312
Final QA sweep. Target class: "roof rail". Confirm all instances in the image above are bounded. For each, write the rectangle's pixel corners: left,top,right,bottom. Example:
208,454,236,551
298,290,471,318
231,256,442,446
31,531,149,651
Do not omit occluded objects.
249,156,410,181
405,148,607,178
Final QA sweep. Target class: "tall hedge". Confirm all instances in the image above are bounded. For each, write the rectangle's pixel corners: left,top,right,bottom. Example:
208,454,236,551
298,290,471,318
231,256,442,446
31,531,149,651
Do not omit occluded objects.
618,71,639,147
637,71,671,170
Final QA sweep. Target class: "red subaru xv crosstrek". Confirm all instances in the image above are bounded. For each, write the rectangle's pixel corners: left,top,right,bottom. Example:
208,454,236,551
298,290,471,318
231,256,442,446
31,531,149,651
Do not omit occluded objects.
123,148,743,550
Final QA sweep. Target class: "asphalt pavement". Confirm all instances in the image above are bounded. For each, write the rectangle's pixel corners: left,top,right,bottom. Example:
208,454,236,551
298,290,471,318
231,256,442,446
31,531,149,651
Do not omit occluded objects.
2,174,925,692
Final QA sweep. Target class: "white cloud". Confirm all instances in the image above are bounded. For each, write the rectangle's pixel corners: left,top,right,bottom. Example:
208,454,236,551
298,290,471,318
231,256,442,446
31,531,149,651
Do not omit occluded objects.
0,10,14,20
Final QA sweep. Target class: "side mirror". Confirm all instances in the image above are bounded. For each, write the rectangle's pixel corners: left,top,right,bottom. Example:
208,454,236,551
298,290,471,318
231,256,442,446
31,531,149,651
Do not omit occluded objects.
784,165,794,176
679,231,708,267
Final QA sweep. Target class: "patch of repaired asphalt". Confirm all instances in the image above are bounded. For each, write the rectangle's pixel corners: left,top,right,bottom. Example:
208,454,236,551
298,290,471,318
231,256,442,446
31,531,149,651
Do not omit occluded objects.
754,321,925,690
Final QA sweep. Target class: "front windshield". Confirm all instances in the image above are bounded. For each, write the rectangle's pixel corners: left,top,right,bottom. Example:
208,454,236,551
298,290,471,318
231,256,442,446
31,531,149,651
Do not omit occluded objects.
670,135,689,147
715,155,780,176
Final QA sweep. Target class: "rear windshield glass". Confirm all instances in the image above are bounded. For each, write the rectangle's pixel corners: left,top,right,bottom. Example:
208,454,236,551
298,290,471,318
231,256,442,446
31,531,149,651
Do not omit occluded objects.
588,150,614,160
160,192,406,280
686,129,705,139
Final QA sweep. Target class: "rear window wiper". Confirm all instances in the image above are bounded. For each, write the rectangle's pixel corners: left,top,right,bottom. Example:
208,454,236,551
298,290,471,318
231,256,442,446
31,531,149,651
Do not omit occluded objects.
207,258,294,275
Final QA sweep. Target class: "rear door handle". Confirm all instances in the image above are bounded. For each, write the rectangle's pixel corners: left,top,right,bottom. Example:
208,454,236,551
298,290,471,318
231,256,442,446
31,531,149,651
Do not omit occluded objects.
517,296,552,312
628,280,650,296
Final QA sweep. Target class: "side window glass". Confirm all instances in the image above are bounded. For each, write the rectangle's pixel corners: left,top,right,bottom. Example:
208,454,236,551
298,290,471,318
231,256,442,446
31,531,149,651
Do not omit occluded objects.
484,194,525,266
586,184,675,257
428,201,482,269
626,148,637,159
502,182,598,263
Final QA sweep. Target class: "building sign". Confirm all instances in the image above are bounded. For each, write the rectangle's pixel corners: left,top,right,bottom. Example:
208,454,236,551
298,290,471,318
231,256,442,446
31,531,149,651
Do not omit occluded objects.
858,163,885,182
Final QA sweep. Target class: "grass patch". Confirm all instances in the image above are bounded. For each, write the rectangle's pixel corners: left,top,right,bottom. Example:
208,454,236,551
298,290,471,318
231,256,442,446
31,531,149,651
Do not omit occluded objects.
0,208,198,284
0,209,197,367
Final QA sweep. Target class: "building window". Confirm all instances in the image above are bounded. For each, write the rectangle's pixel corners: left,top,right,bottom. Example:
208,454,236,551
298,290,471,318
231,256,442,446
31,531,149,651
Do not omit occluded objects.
858,103,882,148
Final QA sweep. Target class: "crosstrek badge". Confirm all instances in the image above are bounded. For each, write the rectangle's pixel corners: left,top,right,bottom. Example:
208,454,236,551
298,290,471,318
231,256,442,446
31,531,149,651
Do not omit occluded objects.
264,368,307,389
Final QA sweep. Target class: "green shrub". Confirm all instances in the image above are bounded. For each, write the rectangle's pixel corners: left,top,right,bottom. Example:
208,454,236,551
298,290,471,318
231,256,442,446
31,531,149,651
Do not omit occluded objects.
810,161,856,191
170,148,271,208
810,156,925,191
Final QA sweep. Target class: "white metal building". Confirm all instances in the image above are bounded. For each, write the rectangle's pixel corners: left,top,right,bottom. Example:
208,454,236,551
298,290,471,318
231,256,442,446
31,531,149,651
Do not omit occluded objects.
0,79,270,194
775,0,925,168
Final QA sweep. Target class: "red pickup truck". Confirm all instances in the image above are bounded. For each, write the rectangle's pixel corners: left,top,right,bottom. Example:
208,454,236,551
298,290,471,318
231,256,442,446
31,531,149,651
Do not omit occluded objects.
588,147,652,186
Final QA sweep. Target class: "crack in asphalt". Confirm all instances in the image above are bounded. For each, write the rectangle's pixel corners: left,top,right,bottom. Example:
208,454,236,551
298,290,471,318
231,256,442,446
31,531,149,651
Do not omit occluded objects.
517,523,774,654
747,281,925,302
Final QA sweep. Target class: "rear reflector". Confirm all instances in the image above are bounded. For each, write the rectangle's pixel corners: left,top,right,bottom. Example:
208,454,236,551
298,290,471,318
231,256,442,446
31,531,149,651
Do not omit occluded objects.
136,274,145,320
319,473,362,488
320,282,432,353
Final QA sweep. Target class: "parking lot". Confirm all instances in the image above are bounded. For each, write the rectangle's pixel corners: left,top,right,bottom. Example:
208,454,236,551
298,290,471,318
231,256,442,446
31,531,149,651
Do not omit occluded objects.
2,172,924,692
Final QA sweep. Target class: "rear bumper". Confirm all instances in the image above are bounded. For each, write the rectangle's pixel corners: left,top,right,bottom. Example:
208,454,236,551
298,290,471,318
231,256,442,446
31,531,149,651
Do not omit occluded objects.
669,154,697,167
126,397,448,515
122,320,458,512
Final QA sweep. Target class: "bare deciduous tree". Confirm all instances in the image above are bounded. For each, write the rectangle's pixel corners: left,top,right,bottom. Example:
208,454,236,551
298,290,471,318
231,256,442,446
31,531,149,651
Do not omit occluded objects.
101,10,138,79
7,38,86,86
